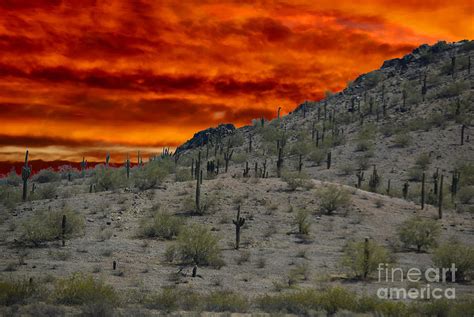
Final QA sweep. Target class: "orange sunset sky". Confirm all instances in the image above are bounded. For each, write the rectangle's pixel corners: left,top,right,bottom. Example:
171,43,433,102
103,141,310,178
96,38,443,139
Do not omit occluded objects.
0,0,473,163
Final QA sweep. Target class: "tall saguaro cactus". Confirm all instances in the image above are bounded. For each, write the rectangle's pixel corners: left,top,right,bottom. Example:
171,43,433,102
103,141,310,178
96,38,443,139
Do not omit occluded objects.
125,154,131,179
438,175,444,219
195,169,201,214
61,215,67,247
421,172,425,210
233,205,246,250
81,157,87,177
105,152,110,168
22,150,31,201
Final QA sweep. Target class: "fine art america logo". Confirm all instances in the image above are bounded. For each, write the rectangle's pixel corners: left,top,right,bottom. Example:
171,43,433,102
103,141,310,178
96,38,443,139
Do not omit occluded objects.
377,263,457,300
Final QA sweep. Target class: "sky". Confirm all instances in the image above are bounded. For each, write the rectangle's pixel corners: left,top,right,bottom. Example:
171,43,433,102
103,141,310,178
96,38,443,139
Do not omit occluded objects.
0,0,473,163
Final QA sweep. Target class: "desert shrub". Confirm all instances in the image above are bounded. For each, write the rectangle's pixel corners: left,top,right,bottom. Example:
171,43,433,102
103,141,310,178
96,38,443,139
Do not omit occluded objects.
308,148,326,166
0,278,38,306
427,112,446,129
437,80,470,98
145,288,199,311
168,224,223,267
458,186,474,204
397,216,441,252
355,139,372,152
364,71,383,89
134,159,174,190
318,287,358,315
281,171,313,191
458,162,474,186
228,131,244,147
356,155,370,170
259,125,286,143
5,169,21,186
92,167,125,191
0,185,21,209
380,123,398,137
406,117,429,132
175,168,192,182
433,239,474,281
407,166,424,182
204,291,249,312
257,287,357,315
318,185,351,214
35,183,58,200
341,239,392,279
231,151,247,164
257,289,321,315
289,140,312,156
339,163,355,175
54,273,117,305
137,211,184,240
415,153,431,170
21,207,85,246
392,132,412,147
294,208,311,235
33,168,60,183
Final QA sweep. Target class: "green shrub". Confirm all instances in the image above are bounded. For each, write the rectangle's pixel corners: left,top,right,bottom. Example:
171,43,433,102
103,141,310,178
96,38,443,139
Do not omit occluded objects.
0,185,21,209
341,239,392,279
35,183,58,200
175,168,192,182
289,140,312,157
281,171,313,191
438,80,470,98
21,207,85,246
458,163,474,186
231,151,247,164
355,139,373,152
458,186,474,204
392,132,412,147
6,169,21,186
204,291,248,312
433,239,474,281
294,208,311,235
415,153,431,170
54,273,117,305
309,149,326,166
339,163,355,176
169,224,223,267
137,211,184,240
92,166,125,191
0,278,37,306
407,166,424,182
145,288,199,311
398,216,441,252
33,168,60,183
318,287,357,315
134,160,172,190
318,185,351,214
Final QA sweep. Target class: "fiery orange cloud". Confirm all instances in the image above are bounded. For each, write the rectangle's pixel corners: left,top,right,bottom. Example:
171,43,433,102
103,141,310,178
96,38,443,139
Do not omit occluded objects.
0,0,472,163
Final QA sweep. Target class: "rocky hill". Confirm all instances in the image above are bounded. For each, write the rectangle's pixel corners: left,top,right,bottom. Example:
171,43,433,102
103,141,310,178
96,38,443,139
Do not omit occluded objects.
0,40,473,316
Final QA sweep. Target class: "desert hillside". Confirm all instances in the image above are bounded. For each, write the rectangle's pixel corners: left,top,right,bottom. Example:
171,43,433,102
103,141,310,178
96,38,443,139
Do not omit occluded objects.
0,40,473,316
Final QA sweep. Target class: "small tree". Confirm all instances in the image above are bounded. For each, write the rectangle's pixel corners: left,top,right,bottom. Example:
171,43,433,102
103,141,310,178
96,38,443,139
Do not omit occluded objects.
169,224,223,267
341,238,392,279
433,239,474,282
318,185,351,215
294,208,311,235
397,216,441,252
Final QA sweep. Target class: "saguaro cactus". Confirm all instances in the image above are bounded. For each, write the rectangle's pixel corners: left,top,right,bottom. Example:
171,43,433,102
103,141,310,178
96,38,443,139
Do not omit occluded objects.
402,182,409,199
326,152,331,169
233,205,245,250
22,150,31,201
105,152,110,168
421,73,427,101
363,237,370,280
356,170,365,188
461,124,466,145
195,169,201,214
298,154,303,173
421,172,425,210
224,149,233,173
277,146,283,177
125,154,131,179
368,165,380,192
438,175,444,219
61,215,67,247
81,157,87,177
277,106,281,120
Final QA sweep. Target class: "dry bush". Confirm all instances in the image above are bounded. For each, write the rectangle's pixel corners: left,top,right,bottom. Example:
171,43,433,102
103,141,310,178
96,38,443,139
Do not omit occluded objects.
318,185,351,215
21,207,85,247
137,210,184,240
54,273,117,305
398,216,441,252
433,239,474,282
